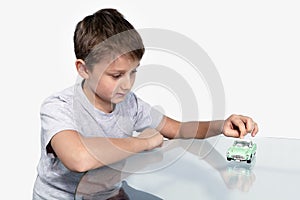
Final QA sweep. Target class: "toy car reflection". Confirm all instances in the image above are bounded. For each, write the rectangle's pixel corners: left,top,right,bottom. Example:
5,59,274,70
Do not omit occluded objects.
226,140,257,163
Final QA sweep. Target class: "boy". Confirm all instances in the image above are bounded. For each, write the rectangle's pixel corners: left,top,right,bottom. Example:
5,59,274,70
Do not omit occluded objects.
33,8,258,199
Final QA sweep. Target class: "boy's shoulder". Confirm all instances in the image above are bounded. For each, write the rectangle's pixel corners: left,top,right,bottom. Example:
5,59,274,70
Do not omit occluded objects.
121,92,141,108
121,92,152,111
41,84,77,107
125,92,137,103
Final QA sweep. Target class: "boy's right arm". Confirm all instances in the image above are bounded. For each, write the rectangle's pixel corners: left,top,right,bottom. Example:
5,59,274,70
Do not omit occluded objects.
51,129,164,172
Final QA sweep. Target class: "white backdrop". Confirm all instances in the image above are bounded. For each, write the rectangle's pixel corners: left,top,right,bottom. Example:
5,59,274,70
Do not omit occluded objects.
0,0,299,199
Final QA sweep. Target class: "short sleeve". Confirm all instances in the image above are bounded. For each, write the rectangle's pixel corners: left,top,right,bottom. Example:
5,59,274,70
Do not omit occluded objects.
130,93,164,132
40,95,78,153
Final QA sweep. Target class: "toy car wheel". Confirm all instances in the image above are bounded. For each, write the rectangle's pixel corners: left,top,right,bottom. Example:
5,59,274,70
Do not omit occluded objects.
227,157,232,161
246,155,253,163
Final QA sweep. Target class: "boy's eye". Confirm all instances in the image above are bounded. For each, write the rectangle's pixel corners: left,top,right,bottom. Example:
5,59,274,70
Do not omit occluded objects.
110,69,137,79
111,74,122,79
131,69,137,75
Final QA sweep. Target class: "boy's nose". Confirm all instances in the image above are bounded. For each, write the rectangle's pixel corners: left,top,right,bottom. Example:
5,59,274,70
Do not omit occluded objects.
120,75,132,90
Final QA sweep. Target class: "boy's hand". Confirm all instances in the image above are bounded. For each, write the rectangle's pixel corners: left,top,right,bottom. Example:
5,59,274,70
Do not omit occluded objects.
137,128,164,150
222,114,258,139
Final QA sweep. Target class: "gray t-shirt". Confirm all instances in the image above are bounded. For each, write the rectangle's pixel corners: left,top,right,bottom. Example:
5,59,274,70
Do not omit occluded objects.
33,81,163,199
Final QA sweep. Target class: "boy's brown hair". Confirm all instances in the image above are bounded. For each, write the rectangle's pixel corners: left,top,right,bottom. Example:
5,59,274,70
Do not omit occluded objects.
74,8,145,69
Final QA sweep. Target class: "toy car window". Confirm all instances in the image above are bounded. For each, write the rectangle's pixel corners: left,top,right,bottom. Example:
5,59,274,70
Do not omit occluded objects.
234,141,249,147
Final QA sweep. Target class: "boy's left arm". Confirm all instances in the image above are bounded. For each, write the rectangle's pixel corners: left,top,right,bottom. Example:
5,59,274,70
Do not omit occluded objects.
157,114,258,139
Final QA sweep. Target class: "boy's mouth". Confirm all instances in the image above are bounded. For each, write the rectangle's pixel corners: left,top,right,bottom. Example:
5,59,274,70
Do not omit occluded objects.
114,92,127,98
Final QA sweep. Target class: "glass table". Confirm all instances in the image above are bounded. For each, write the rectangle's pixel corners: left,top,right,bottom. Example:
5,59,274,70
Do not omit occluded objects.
75,136,300,199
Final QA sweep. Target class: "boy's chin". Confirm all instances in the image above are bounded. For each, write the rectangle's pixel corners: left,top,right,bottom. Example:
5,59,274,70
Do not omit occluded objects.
111,99,123,104
111,96,127,104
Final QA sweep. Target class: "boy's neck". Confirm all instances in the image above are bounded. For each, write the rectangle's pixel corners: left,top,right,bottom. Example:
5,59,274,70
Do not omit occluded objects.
81,80,115,113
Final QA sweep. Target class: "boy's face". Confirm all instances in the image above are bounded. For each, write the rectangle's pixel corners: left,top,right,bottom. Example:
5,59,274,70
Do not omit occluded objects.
83,55,139,112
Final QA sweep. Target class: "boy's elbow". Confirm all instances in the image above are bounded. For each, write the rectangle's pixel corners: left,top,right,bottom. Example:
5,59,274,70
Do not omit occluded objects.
64,151,103,173
67,161,89,173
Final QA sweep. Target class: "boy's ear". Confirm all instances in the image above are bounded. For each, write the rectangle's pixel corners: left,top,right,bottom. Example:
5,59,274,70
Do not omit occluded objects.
75,59,89,79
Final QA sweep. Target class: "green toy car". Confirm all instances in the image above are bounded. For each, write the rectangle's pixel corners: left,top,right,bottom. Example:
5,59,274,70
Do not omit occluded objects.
226,140,257,163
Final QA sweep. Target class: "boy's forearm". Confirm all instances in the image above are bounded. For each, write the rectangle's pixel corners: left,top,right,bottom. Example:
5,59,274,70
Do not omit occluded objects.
80,136,149,170
178,120,224,139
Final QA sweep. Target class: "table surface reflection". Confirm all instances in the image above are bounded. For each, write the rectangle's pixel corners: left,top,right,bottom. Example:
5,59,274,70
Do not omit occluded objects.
75,136,300,200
